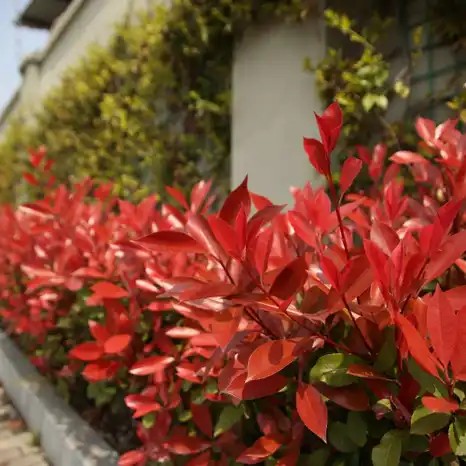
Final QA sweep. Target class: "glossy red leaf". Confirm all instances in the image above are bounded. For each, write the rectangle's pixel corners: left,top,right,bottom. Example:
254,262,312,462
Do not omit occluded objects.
22,172,39,186
164,434,210,455
395,313,442,379
118,449,146,466
129,355,175,376
426,286,457,367
390,151,428,165
415,117,435,143
208,215,240,257
269,257,308,300
186,213,227,262
422,396,459,413
89,321,110,343
219,176,250,224
236,435,282,464
303,138,328,175
191,402,212,438
424,230,466,282
340,157,362,193
82,361,119,382
91,282,128,299
134,231,204,253
317,384,370,412
296,383,327,442
429,433,452,457
165,185,189,209
247,340,298,381
315,102,343,154
370,221,399,256
347,364,392,381
69,342,103,361
103,334,131,354
288,211,317,248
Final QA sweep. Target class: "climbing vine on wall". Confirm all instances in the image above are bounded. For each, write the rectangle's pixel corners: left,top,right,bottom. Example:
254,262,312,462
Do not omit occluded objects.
0,0,314,204
311,0,466,170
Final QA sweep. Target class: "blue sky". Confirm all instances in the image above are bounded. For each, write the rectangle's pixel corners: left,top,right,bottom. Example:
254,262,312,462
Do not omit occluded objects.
0,0,48,112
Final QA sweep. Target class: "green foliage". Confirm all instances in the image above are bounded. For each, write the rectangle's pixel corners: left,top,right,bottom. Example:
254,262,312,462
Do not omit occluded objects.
311,1,465,170
0,1,314,203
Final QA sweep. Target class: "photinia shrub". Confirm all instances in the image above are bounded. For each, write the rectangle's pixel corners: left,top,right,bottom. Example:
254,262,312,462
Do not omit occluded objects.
0,103,465,465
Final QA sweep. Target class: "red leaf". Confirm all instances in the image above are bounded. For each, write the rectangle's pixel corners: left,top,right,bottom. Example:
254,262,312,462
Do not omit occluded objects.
185,451,211,466
89,321,110,343
186,214,227,262
250,192,273,210
296,383,327,442
347,364,392,381
451,306,466,380
247,205,285,242
340,157,362,193
29,146,46,168
303,138,328,175
424,230,466,282
104,334,131,354
415,117,435,143
82,361,119,382
69,342,103,361
395,313,442,379
165,327,200,338
164,434,209,455
315,102,343,154
165,186,189,209
22,172,39,186
269,257,308,300
91,282,128,299
129,355,175,376
426,286,457,367
236,435,282,464
422,396,459,413
370,221,399,256
208,215,240,257
247,340,298,381
219,176,250,224
191,403,212,437
243,374,288,400
390,151,428,165
288,211,317,248
429,433,452,458
118,449,146,466
317,384,370,411
134,231,204,253
363,239,388,287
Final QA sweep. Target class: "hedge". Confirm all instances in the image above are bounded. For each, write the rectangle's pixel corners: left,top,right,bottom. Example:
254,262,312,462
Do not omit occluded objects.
0,104,465,465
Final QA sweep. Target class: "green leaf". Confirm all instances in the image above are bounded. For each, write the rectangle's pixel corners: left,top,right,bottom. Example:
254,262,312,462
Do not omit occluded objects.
310,353,359,387
347,412,368,447
407,359,449,398
402,434,429,453
142,413,155,429
214,405,244,437
371,430,403,466
410,407,450,435
394,80,410,99
305,448,330,465
451,417,466,456
328,422,358,453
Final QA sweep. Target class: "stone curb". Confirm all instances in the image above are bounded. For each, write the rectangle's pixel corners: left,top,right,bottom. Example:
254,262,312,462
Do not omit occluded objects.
0,332,118,466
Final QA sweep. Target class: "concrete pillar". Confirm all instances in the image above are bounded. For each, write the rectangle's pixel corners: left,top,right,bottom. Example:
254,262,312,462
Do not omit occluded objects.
231,10,326,205
18,52,42,123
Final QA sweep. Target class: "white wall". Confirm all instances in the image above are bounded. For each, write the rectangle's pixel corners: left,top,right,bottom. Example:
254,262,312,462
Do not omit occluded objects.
231,15,325,205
